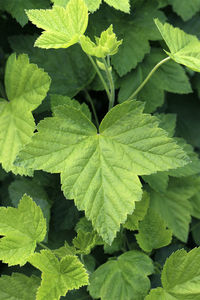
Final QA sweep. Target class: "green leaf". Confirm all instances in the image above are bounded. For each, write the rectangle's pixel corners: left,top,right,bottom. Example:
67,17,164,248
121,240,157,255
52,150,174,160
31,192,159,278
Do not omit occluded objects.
26,0,88,49
8,178,51,241
51,0,102,12
73,229,98,254
29,250,88,300
89,250,154,300
104,0,130,13
155,113,177,138
118,48,192,112
50,94,91,120
123,191,150,231
53,241,76,258
186,176,200,219
15,100,188,244
168,0,200,21
143,172,169,193
149,178,195,242
80,25,122,58
0,273,40,300
0,53,50,175
146,247,200,299
88,2,166,76
0,194,46,266
155,19,200,72
9,35,95,98
0,0,50,26
136,208,172,252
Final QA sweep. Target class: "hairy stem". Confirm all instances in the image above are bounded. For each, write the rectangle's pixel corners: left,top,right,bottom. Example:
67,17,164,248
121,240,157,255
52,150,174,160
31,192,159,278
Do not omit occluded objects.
127,56,171,100
84,89,100,128
102,57,115,111
38,242,50,250
86,54,111,100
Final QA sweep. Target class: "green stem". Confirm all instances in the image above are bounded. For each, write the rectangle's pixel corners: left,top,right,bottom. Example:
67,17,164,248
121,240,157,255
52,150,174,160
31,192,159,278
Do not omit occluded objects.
127,56,171,100
38,242,50,250
86,54,111,100
84,89,100,128
102,57,115,110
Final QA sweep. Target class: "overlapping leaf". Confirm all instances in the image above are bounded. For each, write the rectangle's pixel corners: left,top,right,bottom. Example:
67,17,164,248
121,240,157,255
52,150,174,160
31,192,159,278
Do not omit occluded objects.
26,0,88,49
0,53,50,175
89,250,154,300
146,247,200,299
9,35,95,98
155,19,200,72
15,100,188,243
29,250,88,300
136,208,172,252
0,273,40,300
149,178,196,242
0,195,46,266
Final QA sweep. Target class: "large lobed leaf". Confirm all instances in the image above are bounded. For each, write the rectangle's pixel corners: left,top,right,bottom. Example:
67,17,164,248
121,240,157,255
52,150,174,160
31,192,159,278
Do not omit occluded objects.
0,53,50,175
0,194,46,266
15,100,188,244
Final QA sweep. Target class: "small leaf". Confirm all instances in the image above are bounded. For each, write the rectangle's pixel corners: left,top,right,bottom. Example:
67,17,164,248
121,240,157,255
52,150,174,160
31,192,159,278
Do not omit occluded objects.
89,250,154,300
26,0,88,49
136,209,172,252
80,25,122,58
51,0,102,12
0,273,40,300
104,0,130,13
0,194,46,266
29,250,88,300
155,19,200,72
73,229,98,255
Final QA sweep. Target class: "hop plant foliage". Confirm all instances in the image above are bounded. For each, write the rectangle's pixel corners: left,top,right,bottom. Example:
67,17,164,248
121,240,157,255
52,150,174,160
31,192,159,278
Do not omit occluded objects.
1,0,200,299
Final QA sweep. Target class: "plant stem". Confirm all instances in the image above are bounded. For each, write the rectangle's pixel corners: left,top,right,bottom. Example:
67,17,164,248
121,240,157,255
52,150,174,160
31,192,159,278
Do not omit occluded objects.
38,242,50,250
127,56,171,100
84,89,100,128
86,54,111,99
102,57,115,110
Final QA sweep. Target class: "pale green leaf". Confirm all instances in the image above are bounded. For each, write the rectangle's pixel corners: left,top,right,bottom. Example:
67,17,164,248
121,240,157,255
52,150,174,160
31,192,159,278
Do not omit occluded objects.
29,250,88,300
26,0,88,49
168,0,200,21
104,0,130,13
0,273,40,300
0,53,50,175
155,19,200,72
9,35,95,98
50,94,91,120
147,247,200,299
136,209,172,252
118,48,192,112
15,100,188,244
149,178,195,242
51,0,102,12
0,194,46,266
0,0,50,26
80,25,122,58
123,191,149,231
73,230,98,254
89,250,154,300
